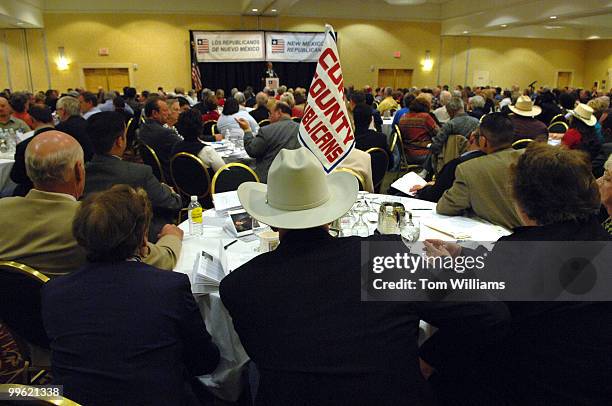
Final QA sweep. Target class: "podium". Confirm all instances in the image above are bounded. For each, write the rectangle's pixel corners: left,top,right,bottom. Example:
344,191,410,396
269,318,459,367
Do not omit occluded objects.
265,78,279,90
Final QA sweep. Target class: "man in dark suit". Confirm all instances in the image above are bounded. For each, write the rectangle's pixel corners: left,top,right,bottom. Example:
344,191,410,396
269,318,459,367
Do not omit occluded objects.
220,148,510,406
42,185,219,406
408,130,485,202
54,95,94,161
138,96,182,177
84,112,182,242
10,106,55,196
238,102,300,182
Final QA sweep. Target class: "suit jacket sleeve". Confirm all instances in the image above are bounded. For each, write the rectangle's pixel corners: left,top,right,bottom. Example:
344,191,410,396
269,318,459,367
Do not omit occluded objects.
141,235,182,271
9,141,28,184
244,129,267,158
141,165,182,210
417,160,458,202
173,275,220,376
417,301,510,368
436,164,470,216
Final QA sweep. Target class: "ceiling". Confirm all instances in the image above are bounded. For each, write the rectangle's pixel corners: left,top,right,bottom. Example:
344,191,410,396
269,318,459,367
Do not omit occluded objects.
1,0,611,40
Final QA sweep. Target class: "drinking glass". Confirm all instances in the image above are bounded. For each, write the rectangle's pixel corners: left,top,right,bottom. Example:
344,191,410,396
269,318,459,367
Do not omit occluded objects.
400,217,420,249
351,212,370,237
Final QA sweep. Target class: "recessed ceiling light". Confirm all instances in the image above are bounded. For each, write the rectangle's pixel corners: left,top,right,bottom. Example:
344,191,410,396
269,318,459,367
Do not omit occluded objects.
501,24,507,28
271,9,277,12
16,22,24,26
549,15,557,19
252,8,258,12
587,35,600,39
463,30,469,34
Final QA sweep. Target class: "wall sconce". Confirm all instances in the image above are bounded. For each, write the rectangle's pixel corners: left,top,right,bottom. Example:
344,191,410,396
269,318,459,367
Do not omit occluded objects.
421,50,433,72
56,46,70,70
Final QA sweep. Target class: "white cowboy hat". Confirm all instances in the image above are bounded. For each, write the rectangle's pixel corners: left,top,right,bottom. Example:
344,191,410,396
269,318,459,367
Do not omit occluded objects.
509,95,542,117
570,103,597,126
237,148,358,229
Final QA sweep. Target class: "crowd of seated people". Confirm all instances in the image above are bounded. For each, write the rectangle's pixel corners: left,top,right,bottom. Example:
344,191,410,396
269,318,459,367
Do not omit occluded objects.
0,80,610,406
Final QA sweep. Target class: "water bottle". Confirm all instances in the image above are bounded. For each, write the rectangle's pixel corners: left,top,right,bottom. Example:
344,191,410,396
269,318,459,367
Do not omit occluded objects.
224,128,231,143
6,129,17,153
0,129,7,154
188,196,203,236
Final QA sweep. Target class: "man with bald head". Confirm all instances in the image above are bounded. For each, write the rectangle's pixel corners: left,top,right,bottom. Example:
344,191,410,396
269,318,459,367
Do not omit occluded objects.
0,96,30,132
0,131,183,276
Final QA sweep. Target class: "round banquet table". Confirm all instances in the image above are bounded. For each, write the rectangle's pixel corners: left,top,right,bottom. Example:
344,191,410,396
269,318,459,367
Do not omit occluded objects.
173,192,512,401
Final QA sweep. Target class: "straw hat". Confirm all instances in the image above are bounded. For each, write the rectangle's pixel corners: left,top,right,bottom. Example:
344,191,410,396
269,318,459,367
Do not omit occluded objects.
509,95,542,117
237,148,358,229
569,103,597,126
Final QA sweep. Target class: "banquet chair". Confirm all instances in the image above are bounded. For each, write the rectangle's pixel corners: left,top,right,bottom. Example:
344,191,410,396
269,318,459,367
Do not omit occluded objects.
334,167,365,191
169,153,212,208
0,261,51,384
0,384,81,405
549,113,566,124
211,163,259,195
394,124,432,174
258,119,271,127
512,138,534,150
202,120,217,137
548,121,568,134
291,117,301,123
138,142,166,183
365,147,390,193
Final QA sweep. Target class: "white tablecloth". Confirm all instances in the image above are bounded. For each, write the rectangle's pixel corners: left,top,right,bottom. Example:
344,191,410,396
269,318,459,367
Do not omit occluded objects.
173,193,511,400
0,157,15,195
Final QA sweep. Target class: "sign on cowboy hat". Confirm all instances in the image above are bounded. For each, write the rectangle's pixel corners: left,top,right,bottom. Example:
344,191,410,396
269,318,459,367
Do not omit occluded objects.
237,148,358,230
509,95,542,117
570,103,597,126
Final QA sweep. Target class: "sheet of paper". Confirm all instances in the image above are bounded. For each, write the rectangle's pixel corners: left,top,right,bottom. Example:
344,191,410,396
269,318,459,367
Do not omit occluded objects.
213,190,242,212
390,172,428,196
197,251,225,283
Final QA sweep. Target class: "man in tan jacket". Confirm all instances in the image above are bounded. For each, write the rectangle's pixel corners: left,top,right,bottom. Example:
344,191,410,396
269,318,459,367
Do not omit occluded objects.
437,113,523,230
0,131,182,277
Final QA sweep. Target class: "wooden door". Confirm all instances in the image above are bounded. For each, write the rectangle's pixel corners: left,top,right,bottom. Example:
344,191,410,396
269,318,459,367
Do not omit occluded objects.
378,69,396,89
107,68,130,92
395,69,413,89
83,68,108,92
556,71,572,88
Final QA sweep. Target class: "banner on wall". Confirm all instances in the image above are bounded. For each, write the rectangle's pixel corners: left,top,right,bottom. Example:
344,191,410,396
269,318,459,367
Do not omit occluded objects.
192,31,265,62
264,32,326,62
298,26,354,173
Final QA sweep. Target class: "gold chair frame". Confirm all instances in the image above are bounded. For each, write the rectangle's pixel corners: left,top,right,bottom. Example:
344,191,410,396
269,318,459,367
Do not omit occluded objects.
0,261,49,283
548,121,568,132
169,152,212,199
512,138,534,149
211,162,260,195
258,119,271,127
139,143,166,183
365,147,390,189
334,167,366,191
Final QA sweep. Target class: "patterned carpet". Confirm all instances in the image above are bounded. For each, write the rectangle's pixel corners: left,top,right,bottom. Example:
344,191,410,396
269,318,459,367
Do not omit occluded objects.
0,322,26,383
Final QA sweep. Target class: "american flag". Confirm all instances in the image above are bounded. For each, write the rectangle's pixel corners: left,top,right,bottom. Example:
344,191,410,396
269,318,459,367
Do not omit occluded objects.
196,38,209,54
191,61,202,91
271,38,285,53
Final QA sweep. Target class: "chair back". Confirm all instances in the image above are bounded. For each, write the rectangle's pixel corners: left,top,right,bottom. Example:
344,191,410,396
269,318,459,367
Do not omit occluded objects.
258,119,271,127
0,261,50,349
202,120,217,137
125,117,139,149
512,138,533,150
334,167,365,191
365,147,389,192
549,113,566,124
0,384,81,405
169,152,211,199
291,117,301,123
211,163,260,195
548,121,568,134
434,134,468,174
138,142,165,183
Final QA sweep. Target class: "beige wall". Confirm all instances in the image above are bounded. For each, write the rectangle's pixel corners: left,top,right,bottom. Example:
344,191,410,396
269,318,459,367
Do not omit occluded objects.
0,13,609,92
583,40,612,91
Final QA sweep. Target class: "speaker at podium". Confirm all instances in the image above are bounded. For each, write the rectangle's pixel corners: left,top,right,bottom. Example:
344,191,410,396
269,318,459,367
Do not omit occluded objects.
265,78,279,90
